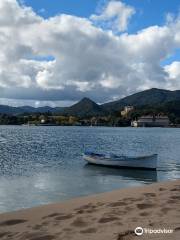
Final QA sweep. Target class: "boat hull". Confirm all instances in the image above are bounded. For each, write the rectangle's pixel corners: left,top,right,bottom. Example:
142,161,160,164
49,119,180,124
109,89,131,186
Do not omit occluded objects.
83,154,157,170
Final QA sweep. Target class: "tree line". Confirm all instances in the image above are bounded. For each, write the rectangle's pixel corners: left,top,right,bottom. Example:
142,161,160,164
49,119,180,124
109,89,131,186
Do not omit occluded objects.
0,100,179,126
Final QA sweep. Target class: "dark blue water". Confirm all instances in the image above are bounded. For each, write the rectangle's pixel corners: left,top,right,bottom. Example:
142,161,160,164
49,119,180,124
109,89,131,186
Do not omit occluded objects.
0,126,179,213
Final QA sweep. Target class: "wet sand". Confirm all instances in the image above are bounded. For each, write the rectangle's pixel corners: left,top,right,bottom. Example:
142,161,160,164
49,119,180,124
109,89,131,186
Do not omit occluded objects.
0,180,179,240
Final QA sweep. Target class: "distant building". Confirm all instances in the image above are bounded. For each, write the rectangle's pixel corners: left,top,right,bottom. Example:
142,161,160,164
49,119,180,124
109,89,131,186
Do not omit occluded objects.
41,119,45,124
121,106,134,116
131,115,169,127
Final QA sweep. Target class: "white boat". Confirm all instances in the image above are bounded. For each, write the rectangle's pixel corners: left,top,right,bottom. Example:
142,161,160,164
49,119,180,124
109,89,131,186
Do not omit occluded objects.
83,152,157,170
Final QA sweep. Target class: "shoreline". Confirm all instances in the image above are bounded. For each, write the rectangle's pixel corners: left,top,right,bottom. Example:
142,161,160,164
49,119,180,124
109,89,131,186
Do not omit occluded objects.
0,180,179,239
1,124,180,128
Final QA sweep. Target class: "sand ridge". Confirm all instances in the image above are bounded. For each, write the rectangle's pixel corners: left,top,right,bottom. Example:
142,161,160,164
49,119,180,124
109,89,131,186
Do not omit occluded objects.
0,180,179,240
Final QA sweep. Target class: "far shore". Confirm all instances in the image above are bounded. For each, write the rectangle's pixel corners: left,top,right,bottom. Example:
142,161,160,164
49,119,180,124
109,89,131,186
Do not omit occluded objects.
0,180,179,240
0,124,180,128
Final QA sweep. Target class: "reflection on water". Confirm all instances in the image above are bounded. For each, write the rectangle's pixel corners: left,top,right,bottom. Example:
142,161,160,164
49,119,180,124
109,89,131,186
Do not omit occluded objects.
0,126,179,213
84,164,158,182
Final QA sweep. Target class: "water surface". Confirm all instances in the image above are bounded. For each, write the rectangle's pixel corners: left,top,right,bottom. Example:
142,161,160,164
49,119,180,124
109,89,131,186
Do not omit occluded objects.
0,126,179,213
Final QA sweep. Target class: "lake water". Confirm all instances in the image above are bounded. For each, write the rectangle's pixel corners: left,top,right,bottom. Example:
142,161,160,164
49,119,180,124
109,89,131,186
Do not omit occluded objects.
0,126,179,213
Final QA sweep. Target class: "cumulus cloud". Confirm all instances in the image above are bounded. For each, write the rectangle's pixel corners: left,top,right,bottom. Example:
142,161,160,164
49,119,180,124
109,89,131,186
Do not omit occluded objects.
91,0,135,32
0,0,180,106
164,62,180,89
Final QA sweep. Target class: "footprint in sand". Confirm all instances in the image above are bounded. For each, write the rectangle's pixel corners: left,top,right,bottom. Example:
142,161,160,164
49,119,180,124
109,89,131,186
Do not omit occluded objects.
167,199,177,204
107,201,128,207
41,213,74,227
41,221,49,226
62,227,73,232
75,203,95,210
122,197,143,203
170,188,179,191
0,219,27,226
124,206,133,211
96,202,106,207
80,227,97,234
55,214,73,221
139,211,150,217
131,217,138,222
107,209,127,216
76,209,85,214
160,207,172,214
117,230,135,240
75,203,98,215
136,203,155,210
175,227,180,231
85,209,98,213
143,193,156,197
20,231,55,240
170,196,180,200
32,224,44,230
71,217,88,227
98,216,119,223
27,235,55,240
42,213,62,219
0,232,12,238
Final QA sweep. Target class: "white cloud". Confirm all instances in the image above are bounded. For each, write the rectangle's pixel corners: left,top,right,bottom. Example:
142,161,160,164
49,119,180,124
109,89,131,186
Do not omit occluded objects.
0,0,180,106
90,0,135,32
164,62,180,89
0,98,75,107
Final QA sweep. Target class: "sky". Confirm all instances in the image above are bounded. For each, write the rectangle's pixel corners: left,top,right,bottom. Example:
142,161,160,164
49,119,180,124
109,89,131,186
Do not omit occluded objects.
1,0,180,107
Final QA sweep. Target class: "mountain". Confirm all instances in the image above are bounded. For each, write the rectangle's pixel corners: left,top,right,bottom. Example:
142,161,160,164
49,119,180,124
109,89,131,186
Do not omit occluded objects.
102,88,180,112
0,98,105,117
0,105,64,115
19,106,52,113
0,105,22,115
62,97,106,117
0,88,180,116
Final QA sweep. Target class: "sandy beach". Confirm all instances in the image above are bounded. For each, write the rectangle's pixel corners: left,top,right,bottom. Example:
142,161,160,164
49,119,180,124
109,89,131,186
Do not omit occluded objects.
0,180,179,240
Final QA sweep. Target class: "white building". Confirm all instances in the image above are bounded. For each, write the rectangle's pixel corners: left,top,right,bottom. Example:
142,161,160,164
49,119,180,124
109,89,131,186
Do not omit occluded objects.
131,115,169,127
41,119,45,124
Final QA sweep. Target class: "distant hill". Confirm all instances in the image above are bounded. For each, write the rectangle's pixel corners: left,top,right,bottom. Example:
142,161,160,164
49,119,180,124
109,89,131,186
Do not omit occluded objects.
0,105,22,115
149,100,180,118
0,105,64,115
62,98,106,117
0,88,180,117
102,88,180,112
